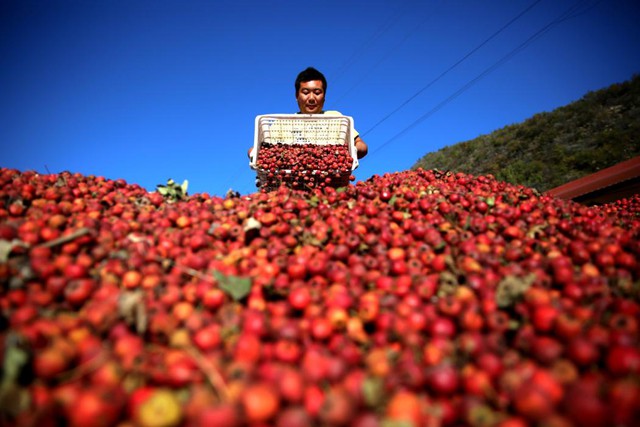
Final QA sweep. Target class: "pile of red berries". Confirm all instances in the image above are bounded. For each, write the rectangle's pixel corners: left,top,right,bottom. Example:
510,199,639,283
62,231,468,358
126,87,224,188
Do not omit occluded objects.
594,194,640,228
1,167,639,426
256,143,353,191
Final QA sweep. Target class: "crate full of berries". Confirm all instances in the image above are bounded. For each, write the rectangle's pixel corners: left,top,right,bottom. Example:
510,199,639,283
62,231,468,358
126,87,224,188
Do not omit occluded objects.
250,114,359,191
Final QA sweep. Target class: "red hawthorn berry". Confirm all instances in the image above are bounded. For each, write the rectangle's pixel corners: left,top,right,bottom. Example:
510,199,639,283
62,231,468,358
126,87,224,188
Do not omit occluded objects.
531,304,559,332
567,336,600,367
606,345,640,376
288,286,311,310
193,324,221,352
240,382,280,423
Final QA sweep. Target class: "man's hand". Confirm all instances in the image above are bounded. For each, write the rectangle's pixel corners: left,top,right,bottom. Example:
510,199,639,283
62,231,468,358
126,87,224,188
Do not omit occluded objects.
355,136,368,159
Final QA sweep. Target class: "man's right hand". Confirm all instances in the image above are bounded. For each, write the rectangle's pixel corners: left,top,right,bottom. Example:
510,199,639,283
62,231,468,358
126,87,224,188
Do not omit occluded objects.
355,136,368,159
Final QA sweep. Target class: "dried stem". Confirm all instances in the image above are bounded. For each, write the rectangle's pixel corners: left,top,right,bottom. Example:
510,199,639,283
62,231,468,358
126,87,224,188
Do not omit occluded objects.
36,227,94,249
184,345,230,401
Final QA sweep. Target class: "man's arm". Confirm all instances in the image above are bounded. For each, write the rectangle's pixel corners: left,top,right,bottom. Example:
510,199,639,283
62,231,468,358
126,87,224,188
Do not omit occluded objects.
355,136,368,159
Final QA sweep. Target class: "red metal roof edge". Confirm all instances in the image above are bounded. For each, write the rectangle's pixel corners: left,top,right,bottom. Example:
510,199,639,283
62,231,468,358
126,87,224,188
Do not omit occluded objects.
547,155,640,200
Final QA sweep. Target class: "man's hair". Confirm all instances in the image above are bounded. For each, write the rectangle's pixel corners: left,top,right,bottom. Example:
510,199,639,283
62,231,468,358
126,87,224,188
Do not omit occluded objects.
295,67,327,95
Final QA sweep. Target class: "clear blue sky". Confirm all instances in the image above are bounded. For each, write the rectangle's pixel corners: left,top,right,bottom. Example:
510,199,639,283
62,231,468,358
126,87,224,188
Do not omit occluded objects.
2,0,639,196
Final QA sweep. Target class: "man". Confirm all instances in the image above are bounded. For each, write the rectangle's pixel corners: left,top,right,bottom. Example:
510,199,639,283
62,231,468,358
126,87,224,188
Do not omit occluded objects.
248,67,368,160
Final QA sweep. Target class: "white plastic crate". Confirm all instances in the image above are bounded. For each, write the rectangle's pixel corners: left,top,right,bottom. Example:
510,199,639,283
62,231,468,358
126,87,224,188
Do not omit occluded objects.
249,114,359,172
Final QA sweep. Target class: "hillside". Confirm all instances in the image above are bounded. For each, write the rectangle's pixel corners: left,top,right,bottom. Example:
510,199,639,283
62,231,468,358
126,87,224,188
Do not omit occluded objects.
413,74,640,193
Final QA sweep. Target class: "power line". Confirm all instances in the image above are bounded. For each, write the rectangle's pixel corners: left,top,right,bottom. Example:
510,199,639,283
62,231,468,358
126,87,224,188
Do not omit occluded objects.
556,0,603,23
361,0,544,138
332,3,410,82
335,1,446,104
368,0,589,157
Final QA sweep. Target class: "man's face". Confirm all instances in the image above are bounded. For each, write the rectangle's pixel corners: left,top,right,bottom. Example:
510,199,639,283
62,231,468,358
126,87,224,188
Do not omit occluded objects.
296,80,325,114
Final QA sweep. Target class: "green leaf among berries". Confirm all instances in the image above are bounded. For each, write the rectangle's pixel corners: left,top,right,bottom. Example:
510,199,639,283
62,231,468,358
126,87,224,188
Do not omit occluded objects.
156,178,189,202
214,271,252,301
